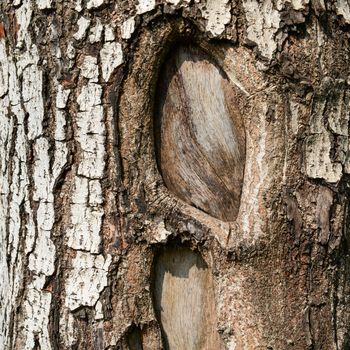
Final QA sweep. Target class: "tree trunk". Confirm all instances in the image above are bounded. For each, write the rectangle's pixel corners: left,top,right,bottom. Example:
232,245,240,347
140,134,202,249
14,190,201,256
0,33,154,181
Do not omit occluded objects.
1,0,350,349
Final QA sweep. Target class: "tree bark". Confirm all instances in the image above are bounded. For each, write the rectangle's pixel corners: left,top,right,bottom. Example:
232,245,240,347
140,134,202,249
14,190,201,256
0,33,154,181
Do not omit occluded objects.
0,0,350,349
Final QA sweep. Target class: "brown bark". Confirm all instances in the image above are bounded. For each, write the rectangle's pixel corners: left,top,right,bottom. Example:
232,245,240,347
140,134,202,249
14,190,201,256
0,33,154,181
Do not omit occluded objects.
0,1,350,350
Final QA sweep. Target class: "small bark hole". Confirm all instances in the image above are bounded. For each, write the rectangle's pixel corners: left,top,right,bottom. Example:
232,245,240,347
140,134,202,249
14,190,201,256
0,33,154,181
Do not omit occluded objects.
155,45,246,221
152,245,222,350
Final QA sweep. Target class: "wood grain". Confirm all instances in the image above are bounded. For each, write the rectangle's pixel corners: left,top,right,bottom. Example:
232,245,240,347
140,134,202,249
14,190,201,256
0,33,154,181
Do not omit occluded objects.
153,246,222,350
155,45,245,221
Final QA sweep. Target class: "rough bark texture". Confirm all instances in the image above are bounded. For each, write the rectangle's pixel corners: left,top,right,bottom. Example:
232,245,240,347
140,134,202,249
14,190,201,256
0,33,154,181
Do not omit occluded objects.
0,0,350,349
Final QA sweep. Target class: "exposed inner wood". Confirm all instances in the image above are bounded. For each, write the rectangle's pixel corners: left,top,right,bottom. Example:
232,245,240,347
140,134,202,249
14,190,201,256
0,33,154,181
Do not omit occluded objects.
153,246,222,350
155,45,246,222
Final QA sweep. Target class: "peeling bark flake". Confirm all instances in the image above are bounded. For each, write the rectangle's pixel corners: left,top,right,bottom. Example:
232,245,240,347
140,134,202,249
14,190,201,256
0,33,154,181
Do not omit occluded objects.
100,42,123,81
65,252,111,311
200,0,231,36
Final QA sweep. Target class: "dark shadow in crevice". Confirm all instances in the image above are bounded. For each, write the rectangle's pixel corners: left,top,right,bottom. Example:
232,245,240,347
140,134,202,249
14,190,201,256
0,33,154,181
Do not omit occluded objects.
126,324,143,350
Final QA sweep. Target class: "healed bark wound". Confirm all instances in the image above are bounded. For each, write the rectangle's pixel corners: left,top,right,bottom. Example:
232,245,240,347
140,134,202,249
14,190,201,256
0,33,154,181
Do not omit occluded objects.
155,45,245,222
153,246,222,350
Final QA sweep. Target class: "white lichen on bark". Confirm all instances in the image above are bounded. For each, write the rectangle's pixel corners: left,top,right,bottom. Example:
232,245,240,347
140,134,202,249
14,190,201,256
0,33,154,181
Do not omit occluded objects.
305,79,349,183
100,42,123,81
36,0,52,9
137,0,156,14
104,24,116,42
200,0,231,36
65,252,112,311
89,19,104,43
243,0,281,60
0,0,68,348
64,50,111,325
0,41,12,350
73,17,91,41
121,17,136,40
336,0,350,23
87,0,104,10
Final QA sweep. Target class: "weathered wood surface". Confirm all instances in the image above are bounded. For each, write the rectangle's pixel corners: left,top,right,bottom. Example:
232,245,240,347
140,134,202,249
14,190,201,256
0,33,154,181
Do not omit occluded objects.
156,45,245,221
153,246,222,350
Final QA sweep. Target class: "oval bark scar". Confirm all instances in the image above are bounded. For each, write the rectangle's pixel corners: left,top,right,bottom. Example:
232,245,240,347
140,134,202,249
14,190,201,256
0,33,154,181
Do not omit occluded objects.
155,45,246,221
153,246,222,350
